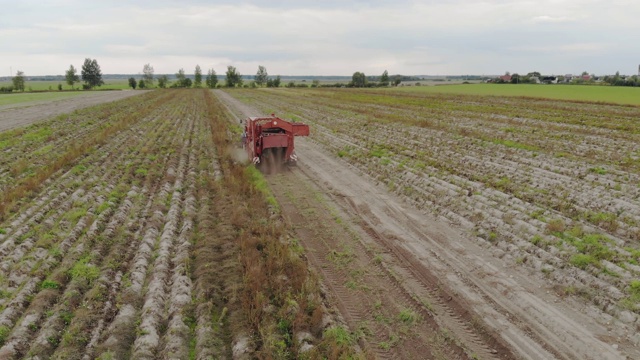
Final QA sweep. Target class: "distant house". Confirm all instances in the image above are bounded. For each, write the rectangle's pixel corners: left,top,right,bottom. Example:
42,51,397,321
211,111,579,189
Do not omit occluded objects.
541,76,558,84
499,75,512,82
582,75,591,81
564,74,573,83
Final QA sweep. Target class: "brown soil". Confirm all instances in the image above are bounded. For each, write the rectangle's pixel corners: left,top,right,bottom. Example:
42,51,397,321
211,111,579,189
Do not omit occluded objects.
214,89,638,360
0,91,146,131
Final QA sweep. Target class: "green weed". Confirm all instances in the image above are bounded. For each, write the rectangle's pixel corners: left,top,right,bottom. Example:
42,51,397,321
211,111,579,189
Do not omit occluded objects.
323,326,354,346
570,254,597,269
40,280,60,289
69,257,100,283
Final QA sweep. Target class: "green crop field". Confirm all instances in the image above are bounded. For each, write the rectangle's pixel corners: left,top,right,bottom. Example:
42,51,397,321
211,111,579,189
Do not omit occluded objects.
394,83,640,106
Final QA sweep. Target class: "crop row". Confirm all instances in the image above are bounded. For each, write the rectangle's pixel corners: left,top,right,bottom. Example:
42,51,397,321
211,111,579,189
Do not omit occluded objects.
225,88,640,328
0,89,357,359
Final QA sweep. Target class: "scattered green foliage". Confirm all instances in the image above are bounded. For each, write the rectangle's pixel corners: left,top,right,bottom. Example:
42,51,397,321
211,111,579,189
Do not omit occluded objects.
69,257,100,283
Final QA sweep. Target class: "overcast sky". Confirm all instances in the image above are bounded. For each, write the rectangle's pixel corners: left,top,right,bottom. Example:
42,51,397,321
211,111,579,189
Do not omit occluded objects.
2,0,639,77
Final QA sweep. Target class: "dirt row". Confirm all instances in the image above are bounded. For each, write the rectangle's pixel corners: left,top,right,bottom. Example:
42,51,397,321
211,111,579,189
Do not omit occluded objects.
216,88,640,359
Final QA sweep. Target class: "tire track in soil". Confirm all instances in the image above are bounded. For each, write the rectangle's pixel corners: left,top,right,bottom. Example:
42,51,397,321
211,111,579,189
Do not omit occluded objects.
214,90,516,359
218,89,640,360
269,168,480,360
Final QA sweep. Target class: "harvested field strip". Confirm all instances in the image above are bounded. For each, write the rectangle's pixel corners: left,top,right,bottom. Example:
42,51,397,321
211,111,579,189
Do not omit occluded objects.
267,169,490,359
224,88,640,329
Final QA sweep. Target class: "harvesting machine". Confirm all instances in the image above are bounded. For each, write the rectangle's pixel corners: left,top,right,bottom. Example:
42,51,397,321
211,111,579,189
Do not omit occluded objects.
243,114,309,168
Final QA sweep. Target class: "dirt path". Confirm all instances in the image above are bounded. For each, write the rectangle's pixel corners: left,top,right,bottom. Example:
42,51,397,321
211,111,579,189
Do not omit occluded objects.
214,89,637,360
0,91,146,131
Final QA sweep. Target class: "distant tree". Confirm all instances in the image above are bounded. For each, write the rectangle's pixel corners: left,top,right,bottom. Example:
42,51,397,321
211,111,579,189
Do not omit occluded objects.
352,72,366,87
128,77,137,89
267,75,282,88
380,70,389,86
581,71,589,76
139,79,146,89
511,73,520,84
393,76,402,86
612,71,621,85
183,78,192,88
12,71,25,92
311,79,320,87
142,63,154,87
194,65,202,87
157,75,169,88
255,65,268,86
176,68,187,87
65,65,80,89
205,68,218,88
58,83,63,91
225,66,242,87
81,58,104,89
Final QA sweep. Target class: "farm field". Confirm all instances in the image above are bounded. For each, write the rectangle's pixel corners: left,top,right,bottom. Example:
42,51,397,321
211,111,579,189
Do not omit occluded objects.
396,83,640,106
2,86,640,359
0,80,132,92
0,91,145,132
0,89,358,359
216,87,640,359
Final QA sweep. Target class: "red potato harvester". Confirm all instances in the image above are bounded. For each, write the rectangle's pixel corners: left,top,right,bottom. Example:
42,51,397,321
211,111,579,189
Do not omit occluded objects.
243,114,309,168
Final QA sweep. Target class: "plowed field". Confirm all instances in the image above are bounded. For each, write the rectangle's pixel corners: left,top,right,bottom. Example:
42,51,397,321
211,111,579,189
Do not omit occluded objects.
0,89,351,359
2,87,639,360
215,88,640,360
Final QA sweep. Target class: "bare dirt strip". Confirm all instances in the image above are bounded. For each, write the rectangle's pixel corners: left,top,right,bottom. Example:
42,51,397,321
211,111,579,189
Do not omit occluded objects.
215,89,638,360
0,91,146,131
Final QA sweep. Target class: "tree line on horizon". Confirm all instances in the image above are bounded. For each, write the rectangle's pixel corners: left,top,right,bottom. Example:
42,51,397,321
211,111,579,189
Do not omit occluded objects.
2,58,409,93
8,58,637,93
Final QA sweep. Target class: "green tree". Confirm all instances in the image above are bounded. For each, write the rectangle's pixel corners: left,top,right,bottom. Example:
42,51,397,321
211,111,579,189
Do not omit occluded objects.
139,79,146,89
65,65,80,89
157,75,169,88
81,58,104,89
12,71,25,92
380,70,389,86
225,66,242,87
393,76,402,86
128,77,137,89
142,63,154,87
267,75,282,88
194,65,202,87
351,72,366,87
205,68,218,88
255,65,268,86
175,68,186,87
183,78,192,88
